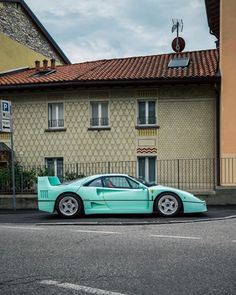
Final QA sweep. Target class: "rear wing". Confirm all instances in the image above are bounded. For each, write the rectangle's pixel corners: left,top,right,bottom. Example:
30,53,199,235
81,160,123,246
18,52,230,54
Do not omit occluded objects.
37,176,61,195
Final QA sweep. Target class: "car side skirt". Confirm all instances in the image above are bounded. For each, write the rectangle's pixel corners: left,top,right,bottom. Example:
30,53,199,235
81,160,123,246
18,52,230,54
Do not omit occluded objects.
83,200,154,215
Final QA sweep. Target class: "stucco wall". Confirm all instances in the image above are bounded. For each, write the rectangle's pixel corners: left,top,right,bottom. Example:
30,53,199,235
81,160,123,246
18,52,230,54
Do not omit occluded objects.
1,85,216,166
0,33,60,72
220,0,236,158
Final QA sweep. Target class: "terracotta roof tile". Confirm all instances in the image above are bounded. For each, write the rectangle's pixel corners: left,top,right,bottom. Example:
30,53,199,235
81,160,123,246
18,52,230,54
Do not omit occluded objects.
0,49,219,87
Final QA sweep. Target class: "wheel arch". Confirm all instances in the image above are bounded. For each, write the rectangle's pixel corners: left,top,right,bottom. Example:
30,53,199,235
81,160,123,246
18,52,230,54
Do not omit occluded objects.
54,192,84,213
153,191,183,213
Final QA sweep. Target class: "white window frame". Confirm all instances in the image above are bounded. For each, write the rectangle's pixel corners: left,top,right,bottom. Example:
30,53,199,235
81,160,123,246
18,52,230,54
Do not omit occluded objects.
137,100,157,126
48,102,64,129
90,101,109,127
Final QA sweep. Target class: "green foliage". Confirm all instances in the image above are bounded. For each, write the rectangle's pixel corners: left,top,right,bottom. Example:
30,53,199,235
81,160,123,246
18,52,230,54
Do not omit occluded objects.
0,167,11,192
15,164,36,191
0,163,86,193
0,162,37,193
36,166,50,177
64,171,85,181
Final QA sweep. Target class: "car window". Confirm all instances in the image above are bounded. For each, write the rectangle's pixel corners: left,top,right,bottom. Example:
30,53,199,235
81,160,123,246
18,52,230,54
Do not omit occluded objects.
86,178,103,187
103,176,130,189
127,178,140,189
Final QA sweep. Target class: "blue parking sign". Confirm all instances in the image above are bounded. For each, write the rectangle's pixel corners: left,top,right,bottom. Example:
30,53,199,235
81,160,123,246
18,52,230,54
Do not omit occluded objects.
2,101,10,112
0,100,12,132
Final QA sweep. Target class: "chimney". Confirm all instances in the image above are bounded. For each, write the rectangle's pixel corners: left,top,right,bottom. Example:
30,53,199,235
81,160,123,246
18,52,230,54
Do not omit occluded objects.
35,60,40,71
50,58,56,69
43,59,48,70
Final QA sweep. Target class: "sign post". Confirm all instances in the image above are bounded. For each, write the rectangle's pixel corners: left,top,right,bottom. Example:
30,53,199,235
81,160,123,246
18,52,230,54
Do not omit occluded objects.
0,100,15,210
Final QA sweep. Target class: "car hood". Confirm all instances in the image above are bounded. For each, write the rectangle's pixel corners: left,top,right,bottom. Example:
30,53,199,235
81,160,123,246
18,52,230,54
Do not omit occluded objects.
148,185,205,203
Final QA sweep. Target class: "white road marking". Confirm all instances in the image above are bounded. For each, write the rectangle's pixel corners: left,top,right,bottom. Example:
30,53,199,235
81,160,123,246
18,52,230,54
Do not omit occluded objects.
40,280,127,295
150,234,202,240
0,225,44,230
73,229,122,235
232,240,236,243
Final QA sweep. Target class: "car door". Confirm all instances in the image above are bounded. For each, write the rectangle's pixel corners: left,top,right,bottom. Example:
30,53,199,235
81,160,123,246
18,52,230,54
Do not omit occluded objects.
78,177,109,212
102,176,150,212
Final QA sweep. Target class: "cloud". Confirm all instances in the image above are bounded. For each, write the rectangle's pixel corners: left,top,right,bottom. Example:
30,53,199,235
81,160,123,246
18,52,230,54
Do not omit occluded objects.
25,0,216,63
26,0,127,18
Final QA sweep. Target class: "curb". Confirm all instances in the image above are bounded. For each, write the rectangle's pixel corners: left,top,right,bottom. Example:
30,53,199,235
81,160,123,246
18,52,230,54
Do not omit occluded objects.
36,214,236,226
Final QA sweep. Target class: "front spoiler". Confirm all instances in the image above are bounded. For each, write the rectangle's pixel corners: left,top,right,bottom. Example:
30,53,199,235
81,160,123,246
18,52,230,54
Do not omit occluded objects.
183,201,207,213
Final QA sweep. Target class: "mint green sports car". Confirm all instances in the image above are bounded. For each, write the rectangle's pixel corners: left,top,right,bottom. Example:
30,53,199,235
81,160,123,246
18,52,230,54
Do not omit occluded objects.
37,174,207,218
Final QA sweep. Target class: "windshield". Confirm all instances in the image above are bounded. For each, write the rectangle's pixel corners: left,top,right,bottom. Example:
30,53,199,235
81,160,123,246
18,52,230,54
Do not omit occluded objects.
129,176,156,187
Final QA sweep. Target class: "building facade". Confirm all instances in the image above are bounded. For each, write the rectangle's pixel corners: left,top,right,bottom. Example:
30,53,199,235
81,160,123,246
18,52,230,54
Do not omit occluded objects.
0,49,218,189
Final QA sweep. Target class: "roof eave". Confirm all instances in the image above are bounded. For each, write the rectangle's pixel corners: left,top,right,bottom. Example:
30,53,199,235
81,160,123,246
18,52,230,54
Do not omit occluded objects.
205,0,220,39
0,76,221,92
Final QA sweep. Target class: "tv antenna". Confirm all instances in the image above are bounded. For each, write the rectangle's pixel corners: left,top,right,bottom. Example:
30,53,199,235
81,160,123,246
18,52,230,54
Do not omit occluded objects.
171,19,185,52
172,19,183,35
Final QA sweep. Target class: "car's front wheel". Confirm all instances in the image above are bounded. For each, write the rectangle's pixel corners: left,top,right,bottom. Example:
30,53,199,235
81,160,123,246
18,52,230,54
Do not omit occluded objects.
56,194,83,218
154,193,181,217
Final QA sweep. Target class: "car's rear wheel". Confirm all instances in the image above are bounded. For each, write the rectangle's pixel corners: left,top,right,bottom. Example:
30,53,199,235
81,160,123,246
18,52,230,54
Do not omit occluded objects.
154,193,181,217
56,194,83,218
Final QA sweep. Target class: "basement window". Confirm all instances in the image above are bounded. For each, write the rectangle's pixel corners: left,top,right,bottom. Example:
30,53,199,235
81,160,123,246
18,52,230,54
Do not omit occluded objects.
168,57,190,68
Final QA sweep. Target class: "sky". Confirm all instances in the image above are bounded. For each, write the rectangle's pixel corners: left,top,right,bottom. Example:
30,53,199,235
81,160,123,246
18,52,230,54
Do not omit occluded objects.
25,0,216,63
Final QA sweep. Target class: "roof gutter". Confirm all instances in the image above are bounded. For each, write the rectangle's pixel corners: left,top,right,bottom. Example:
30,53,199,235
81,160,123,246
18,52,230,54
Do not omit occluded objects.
0,76,220,92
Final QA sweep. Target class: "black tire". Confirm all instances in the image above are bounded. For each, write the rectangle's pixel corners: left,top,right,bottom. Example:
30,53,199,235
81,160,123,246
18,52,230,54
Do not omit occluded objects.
154,193,182,217
55,194,83,218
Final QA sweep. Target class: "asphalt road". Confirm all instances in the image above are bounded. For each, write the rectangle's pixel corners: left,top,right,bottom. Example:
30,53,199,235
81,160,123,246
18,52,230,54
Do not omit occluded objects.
0,206,236,225
0,218,235,295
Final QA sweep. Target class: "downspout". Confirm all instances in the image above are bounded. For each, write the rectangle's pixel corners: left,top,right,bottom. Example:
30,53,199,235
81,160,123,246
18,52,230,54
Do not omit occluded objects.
214,80,221,188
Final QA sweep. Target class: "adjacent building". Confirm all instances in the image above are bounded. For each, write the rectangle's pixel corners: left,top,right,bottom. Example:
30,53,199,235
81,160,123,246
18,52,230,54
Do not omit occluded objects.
205,0,236,185
0,0,70,72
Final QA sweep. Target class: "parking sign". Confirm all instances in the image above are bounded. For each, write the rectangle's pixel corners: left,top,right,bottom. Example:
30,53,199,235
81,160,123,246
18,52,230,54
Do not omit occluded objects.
0,100,12,132
2,101,9,112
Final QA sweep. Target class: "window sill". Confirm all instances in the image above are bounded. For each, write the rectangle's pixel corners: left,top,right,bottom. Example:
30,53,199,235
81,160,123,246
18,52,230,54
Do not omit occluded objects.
88,126,111,131
135,125,160,130
45,128,67,132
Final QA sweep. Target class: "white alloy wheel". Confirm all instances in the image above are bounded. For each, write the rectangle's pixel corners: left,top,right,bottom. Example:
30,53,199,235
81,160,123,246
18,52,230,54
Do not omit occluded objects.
57,195,80,217
157,194,181,216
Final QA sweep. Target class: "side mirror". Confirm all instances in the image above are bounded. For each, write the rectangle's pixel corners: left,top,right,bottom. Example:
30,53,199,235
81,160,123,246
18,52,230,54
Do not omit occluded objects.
139,184,147,190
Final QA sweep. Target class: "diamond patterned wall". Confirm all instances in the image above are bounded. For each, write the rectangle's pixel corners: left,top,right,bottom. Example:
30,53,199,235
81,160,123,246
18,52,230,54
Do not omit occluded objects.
3,86,215,165
10,91,139,164
158,86,215,159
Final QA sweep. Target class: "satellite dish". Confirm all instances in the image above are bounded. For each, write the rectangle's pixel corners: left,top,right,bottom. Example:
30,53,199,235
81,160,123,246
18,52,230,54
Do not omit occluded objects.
172,37,185,53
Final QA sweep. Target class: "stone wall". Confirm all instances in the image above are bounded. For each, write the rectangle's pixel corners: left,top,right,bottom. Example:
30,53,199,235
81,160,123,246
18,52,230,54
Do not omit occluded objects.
0,1,64,63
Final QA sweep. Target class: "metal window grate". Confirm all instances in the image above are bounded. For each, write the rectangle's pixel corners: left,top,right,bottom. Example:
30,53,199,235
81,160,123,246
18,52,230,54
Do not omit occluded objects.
137,116,156,125
91,117,109,127
48,119,64,128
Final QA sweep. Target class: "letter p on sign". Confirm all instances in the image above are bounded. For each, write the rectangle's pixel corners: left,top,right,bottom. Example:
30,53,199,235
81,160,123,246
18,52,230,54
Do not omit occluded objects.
2,101,10,112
